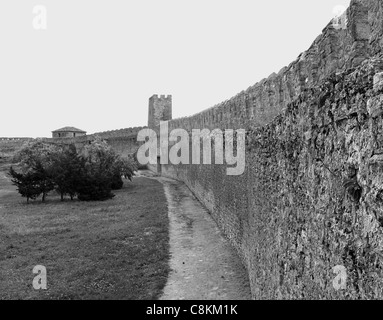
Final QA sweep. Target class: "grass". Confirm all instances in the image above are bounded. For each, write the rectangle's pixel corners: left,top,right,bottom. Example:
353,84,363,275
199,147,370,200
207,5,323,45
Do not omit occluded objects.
0,163,170,300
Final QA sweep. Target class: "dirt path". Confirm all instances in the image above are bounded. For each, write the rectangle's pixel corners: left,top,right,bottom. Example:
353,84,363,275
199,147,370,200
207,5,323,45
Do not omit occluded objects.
138,171,252,300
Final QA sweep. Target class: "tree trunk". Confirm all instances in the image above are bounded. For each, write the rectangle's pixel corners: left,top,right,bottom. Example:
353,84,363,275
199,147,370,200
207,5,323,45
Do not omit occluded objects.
61,193,64,201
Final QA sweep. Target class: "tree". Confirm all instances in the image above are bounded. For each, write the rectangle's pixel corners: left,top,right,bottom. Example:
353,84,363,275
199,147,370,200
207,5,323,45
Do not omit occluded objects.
9,163,55,203
110,156,138,190
76,137,118,201
15,140,61,173
11,140,59,202
8,167,41,202
51,145,85,201
114,156,137,181
80,137,137,193
33,161,55,202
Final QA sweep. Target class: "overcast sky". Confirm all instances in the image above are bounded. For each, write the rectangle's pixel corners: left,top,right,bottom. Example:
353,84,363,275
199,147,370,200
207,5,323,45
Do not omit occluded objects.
0,0,350,138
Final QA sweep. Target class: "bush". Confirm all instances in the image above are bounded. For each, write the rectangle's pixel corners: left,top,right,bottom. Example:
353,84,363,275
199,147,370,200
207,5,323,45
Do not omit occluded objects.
9,142,57,202
76,174,115,201
111,173,124,190
133,150,147,170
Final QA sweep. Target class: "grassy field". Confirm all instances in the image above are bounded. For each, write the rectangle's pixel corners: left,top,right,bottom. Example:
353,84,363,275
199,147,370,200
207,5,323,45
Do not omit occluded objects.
0,163,170,300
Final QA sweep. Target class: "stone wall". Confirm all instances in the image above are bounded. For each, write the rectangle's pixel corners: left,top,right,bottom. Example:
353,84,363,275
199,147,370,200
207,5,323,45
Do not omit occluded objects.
150,0,383,298
160,57,383,299
0,138,32,141
43,127,145,158
362,0,383,55
165,0,372,133
0,138,32,161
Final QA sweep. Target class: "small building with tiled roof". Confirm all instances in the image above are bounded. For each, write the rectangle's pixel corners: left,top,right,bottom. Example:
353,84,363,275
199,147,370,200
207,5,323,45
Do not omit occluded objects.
52,127,87,138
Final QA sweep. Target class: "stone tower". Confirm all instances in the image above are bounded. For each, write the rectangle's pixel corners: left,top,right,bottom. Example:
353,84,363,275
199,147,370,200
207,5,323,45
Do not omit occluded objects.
148,94,172,128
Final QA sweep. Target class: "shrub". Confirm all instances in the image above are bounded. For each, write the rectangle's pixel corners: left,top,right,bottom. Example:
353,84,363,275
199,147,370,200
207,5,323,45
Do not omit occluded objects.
110,173,124,190
76,174,115,201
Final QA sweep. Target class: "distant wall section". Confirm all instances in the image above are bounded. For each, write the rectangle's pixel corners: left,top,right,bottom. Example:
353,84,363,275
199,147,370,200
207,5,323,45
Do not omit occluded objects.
43,127,145,158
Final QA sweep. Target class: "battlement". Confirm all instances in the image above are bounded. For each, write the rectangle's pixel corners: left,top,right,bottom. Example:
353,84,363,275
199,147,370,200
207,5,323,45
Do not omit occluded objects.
150,94,172,100
0,137,32,141
91,126,145,139
44,126,145,145
158,0,376,132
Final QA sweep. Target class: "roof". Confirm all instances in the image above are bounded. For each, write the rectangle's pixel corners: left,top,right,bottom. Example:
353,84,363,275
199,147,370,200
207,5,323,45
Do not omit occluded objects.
52,127,87,133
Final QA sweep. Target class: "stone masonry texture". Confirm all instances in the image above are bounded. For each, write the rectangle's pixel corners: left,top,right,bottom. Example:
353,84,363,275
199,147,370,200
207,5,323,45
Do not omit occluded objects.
160,58,383,299
151,0,383,299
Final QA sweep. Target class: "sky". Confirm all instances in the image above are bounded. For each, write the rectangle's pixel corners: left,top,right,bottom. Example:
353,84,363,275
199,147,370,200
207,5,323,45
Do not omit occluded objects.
0,0,350,138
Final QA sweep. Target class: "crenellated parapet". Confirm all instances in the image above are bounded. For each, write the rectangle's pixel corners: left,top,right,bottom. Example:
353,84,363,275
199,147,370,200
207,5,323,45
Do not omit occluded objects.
44,126,145,143
153,0,378,134
41,126,146,158
0,137,33,142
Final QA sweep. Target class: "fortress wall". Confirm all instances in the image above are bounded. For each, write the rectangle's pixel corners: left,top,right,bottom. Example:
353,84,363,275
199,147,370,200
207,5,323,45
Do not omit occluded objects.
106,136,142,158
155,0,383,298
165,0,372,133
43,127,145,158
0,138,32,141
161,58,383,299
0,138,33,160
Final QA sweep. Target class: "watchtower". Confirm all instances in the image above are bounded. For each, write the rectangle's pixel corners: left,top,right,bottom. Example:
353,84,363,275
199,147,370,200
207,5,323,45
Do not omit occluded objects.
148,94,172,128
